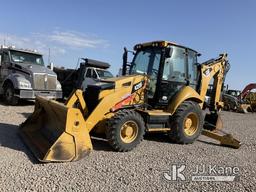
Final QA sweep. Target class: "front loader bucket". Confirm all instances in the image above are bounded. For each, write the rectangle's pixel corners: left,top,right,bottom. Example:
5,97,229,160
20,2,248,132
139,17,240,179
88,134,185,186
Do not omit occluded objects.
19,96,92,162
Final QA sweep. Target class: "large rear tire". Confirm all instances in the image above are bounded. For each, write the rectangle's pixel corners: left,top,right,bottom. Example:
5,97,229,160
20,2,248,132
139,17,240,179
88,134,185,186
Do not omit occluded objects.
4,83,19,105
169,101,203,144
106,110,145,152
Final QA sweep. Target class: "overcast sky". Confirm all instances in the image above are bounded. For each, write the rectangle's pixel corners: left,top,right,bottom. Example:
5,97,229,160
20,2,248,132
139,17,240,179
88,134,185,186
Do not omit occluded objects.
0,0,255,89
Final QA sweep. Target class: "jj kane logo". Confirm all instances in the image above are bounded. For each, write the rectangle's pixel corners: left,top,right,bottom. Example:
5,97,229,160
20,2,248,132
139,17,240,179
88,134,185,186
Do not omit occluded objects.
163,164,240,182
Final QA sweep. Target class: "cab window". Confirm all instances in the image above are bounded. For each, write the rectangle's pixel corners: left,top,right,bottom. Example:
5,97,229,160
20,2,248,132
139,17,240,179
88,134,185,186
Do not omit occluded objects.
85,69,92,77
130,48,162,99
3,52,10,63
188,50,198,86
162,46,186,83
92,70,97,79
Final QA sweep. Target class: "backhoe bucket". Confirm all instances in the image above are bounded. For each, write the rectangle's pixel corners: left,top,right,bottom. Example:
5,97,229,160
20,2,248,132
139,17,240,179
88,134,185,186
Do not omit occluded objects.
19,96,92,162
204,112,223,131
203,112,241,149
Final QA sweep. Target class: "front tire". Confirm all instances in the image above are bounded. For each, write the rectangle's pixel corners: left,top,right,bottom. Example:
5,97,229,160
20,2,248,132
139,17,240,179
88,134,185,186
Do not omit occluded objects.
106,110,145,152
169,101,203,144
4,83,19,105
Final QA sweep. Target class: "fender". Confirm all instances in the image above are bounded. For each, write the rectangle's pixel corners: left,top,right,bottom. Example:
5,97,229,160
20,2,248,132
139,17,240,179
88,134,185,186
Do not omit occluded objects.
2,73,31,90
167,86,203,115
2,74,19,89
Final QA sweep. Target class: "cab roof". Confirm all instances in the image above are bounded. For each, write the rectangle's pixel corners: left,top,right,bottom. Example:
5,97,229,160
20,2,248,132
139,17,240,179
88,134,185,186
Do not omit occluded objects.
0,45,42,55
134,40,198,54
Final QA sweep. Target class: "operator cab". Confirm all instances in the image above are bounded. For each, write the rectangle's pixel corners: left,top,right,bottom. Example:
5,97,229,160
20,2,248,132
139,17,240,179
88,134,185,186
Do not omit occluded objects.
127,41,200,108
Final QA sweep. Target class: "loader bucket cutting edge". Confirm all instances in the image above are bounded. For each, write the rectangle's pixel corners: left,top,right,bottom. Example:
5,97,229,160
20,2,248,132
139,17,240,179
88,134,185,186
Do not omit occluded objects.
19,96,93,162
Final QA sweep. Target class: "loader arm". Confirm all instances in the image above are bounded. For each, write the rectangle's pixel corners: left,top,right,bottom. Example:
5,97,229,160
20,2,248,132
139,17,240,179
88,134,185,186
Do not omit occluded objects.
19,75,146,162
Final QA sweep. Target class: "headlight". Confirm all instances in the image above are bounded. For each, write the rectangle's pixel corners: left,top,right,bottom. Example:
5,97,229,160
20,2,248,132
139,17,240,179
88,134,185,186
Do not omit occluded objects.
56,81,62,90
19,81,32,89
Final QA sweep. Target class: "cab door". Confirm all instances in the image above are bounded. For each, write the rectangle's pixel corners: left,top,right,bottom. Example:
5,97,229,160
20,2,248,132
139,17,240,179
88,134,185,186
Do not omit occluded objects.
0,51,10,83
187,49,198,89
81,68,92,90
82,68,98,90
157,46,187,106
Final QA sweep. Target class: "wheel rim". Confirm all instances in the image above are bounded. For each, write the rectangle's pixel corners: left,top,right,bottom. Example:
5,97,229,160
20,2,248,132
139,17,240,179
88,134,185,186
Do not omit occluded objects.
183,112,199,136
120,120,138,143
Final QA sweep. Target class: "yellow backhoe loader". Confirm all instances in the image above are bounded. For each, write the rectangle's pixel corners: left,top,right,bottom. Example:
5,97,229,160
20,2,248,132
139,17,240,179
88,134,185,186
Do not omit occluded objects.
19,41,241,162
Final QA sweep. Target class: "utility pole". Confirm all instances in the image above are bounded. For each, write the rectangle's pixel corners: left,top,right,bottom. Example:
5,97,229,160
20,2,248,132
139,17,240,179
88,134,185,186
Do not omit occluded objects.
48,48,51,65
3,35,6,46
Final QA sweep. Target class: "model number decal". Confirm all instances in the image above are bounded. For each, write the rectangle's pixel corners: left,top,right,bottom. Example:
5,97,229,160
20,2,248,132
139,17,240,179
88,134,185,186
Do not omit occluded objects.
203,68,212,76
132,81,144,93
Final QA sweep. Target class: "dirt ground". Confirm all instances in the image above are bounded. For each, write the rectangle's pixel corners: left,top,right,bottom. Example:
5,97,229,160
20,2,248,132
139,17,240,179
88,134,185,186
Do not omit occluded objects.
0,101,255,192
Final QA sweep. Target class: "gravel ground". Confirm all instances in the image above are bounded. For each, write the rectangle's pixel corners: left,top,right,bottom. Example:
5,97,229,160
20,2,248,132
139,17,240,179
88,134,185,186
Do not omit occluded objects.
0,101,255,192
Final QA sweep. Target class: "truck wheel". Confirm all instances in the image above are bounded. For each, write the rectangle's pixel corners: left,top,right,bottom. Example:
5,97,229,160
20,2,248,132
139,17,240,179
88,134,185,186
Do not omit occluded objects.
106,110,145,152
223,104,230,111
169,101,203,144
4,83,19,105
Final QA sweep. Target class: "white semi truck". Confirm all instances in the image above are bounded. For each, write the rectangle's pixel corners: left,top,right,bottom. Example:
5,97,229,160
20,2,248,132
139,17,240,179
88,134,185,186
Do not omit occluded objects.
0,46,62,105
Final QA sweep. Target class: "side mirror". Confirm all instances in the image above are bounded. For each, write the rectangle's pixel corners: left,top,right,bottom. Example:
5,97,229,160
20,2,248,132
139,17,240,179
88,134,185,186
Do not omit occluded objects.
47,62,54,70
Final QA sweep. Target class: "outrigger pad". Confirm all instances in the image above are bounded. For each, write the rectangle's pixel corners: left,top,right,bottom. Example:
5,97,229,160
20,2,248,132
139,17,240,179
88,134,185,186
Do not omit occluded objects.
19,96,93,162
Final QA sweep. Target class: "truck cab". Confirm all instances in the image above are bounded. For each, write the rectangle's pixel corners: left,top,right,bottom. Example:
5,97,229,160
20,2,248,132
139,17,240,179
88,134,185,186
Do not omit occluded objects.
54,58,113,99
82,66,113,90
0,46,62,105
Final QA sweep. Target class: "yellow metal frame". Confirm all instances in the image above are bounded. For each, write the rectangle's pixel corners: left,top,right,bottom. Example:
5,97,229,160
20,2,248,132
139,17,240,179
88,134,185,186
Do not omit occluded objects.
167,86,203,114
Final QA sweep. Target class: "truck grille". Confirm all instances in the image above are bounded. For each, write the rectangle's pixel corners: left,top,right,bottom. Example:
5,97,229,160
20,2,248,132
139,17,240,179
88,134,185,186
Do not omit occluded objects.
33,74,57,90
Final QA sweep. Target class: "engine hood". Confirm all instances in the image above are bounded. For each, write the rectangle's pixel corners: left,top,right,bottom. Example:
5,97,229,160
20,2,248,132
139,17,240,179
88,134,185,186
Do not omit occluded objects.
13,62,56,76
92,74,146,91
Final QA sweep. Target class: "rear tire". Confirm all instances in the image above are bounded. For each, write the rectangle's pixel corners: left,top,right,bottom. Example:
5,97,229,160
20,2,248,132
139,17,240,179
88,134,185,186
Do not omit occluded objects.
223,103,230,111
169,101,203,144
106,110,145,152
4,83,19,105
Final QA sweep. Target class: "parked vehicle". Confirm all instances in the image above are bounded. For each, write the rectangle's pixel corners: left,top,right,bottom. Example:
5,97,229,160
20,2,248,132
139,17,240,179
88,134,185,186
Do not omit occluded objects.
0,45,62,105
20,41,240,163
222,84,256,113
53,58,113,99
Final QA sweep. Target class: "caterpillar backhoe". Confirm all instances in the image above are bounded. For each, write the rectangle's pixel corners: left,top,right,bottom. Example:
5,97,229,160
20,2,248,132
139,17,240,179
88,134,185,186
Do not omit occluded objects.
19,41,241,162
